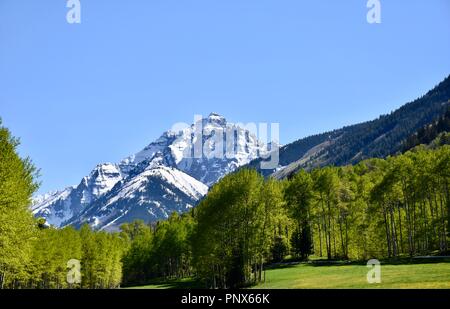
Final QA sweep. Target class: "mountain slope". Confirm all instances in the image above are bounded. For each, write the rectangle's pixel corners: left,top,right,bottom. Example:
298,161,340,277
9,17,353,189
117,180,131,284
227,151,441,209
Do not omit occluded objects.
248,75,450,179
32,163,123,226
32,187,75,227
66,164,208,231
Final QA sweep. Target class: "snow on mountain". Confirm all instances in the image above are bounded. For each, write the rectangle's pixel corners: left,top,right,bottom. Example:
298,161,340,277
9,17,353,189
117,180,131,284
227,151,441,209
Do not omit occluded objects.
118,132,177,175
32,163,124,227
32,113,267,230
79,163,124,204
32,187,75,227
66,164,208,231
122,112,267,186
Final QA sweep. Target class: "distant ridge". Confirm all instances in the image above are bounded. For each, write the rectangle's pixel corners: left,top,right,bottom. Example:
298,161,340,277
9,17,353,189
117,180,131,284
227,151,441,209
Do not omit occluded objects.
246,75,450,179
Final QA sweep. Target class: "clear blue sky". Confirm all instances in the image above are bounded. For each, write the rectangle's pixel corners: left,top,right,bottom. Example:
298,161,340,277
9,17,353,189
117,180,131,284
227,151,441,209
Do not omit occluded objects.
1,0,450,194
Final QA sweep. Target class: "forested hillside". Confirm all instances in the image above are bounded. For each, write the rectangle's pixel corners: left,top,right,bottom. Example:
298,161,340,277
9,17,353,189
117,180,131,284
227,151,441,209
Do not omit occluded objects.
401,107,450,152
248,75,450,178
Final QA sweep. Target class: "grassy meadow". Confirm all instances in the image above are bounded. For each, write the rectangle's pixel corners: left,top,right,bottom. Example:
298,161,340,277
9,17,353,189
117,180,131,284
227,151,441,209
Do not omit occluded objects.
127,258,450,289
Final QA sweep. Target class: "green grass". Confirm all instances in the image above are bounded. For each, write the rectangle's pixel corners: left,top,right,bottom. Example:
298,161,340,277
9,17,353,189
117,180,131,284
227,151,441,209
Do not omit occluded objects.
253,259,450,289
126,258,450,289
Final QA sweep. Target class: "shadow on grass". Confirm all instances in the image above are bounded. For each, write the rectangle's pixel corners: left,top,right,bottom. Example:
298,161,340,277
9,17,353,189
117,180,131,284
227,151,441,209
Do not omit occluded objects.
126,278,203,289
265,255,450,269
380,256,450,266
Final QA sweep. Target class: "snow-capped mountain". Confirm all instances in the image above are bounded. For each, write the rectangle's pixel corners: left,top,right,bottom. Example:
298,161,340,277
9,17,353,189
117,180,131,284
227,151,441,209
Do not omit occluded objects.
119,113,266,186
66,164,208,231
32,113,267,231
32,163,123,227
32,187,75,227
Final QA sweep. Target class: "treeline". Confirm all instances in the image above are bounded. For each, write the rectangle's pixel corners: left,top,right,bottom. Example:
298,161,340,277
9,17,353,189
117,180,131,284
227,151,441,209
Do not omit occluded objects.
120,215,193,285
1,223,125,289
25,224,124,289
122,145,450,288
0,121,124,289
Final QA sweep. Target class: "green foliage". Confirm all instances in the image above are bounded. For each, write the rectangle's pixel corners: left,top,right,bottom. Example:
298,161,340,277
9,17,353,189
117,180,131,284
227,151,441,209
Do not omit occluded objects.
0,121,38,288
192,169,259,287
271,235,288,263
191,169,287,288
284,170,313,259
28,227,82,288
79,225,124,288
121,221,153,285
290,225,312,260
151,212,194,279
120,213,194,286
0,119,125,289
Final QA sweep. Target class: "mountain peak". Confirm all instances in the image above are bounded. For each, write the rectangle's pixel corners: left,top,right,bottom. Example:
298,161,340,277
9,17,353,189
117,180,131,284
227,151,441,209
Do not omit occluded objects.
205,112,226,126
208,112,223,118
